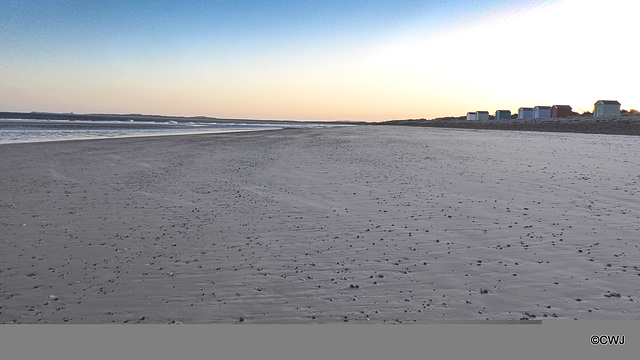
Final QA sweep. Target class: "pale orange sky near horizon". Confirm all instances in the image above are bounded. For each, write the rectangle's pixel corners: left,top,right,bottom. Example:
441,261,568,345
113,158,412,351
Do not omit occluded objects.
1,0,638,122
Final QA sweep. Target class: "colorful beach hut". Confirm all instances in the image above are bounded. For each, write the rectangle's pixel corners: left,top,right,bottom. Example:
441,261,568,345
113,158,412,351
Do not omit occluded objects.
475,111,489,121
495,110,511,120
518,107,533,119
551,105,572,118
593,100,621,117
533,106,551,119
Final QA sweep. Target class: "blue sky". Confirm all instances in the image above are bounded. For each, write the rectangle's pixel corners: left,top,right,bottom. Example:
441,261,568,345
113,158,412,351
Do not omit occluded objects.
1,0,637,121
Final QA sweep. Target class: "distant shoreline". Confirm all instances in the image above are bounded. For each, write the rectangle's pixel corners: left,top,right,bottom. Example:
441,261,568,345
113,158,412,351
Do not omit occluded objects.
4,111,640,136
0,113,357,145
0,111,366,126
376,116,640,136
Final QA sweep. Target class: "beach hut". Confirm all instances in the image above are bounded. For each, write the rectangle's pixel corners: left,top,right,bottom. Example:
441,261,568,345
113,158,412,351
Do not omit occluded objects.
551,105,572,118
518,107,533,119
475,111,489,121
593,100,621,117
495,110,511,120
466,112,476,120
533,106,551,119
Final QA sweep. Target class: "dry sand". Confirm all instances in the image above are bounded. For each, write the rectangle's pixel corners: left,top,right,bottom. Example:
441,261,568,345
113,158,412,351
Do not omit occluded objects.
1,126,639,323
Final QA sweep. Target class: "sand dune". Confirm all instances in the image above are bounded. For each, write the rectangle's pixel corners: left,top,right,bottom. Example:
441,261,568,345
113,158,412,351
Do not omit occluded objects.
1,126,639,323
382,115,640,136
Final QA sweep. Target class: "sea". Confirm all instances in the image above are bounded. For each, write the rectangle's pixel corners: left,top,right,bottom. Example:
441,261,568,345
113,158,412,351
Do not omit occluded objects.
0,118,344,145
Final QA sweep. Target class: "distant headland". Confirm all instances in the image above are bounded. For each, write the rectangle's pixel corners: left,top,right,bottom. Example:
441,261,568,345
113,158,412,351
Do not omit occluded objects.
0,111,366,125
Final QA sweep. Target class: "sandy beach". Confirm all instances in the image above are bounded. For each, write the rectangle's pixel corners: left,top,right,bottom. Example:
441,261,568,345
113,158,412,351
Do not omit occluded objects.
1,125,639,323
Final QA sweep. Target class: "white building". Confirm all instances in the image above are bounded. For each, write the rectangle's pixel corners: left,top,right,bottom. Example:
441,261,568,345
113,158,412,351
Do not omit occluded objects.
475,111,489,121
518,107,534,119
593,100,621,117
467,112,476,120
533,106,551,119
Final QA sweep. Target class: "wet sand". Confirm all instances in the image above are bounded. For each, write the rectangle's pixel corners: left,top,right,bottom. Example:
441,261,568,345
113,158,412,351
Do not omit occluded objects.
1,126,639,323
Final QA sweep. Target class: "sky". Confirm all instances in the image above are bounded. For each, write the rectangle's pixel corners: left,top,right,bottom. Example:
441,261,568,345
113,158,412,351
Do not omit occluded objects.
1,0,638,121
